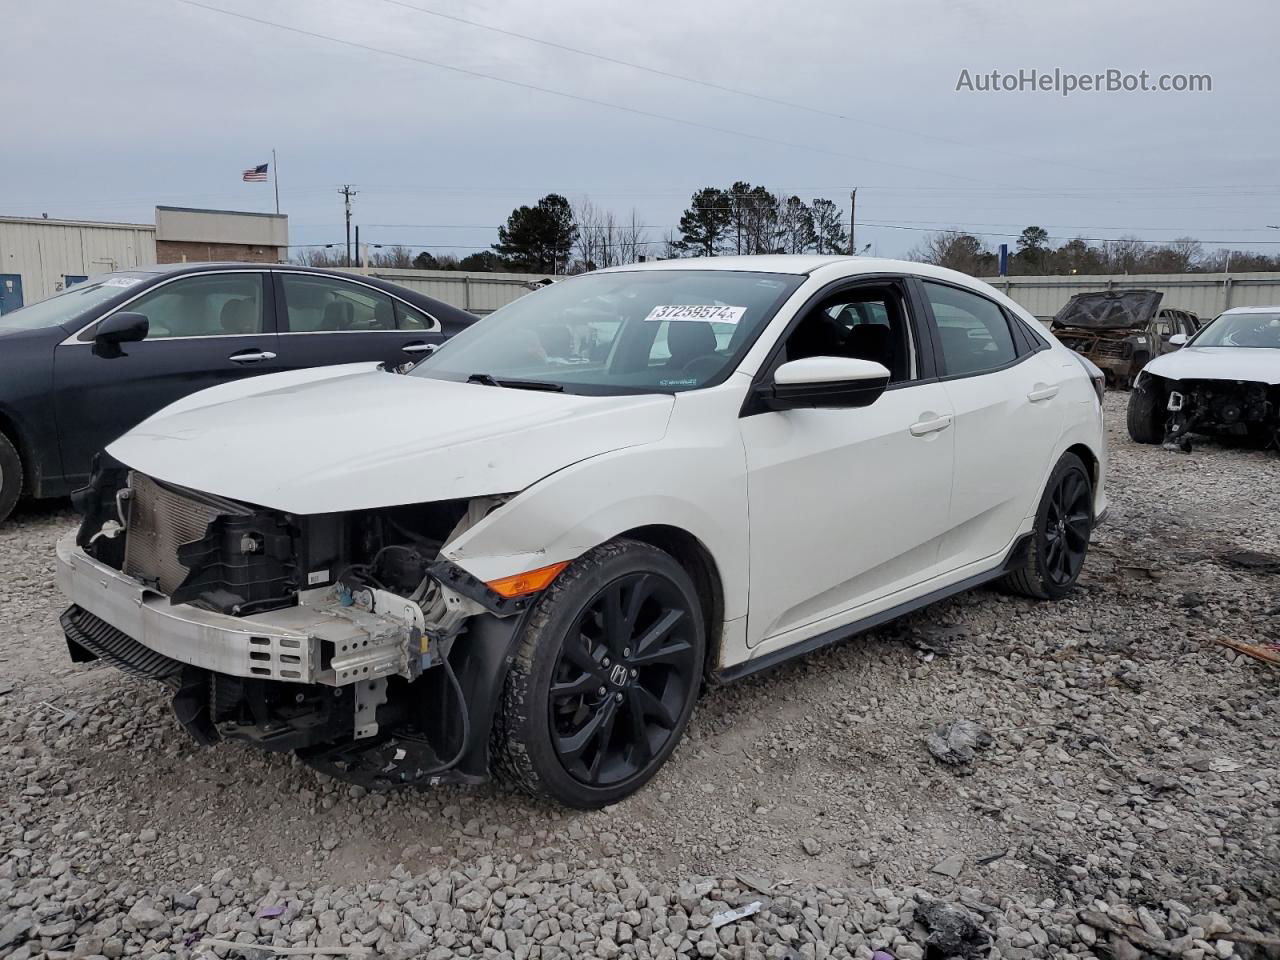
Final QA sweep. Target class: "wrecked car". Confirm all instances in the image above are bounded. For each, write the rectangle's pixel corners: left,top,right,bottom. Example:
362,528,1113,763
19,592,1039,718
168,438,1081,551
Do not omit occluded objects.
57,256,1107,808
1051,289,1198,388
1128,305,1280,451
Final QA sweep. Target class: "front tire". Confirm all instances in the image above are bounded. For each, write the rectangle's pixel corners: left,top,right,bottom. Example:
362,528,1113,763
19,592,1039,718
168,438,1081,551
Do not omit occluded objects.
1003,453,1093,600
1127,379,1165,443
0,433,23,524
493,539,705,808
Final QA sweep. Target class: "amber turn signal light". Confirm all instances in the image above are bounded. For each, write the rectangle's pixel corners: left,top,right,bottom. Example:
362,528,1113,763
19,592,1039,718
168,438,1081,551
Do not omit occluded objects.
485,560,570,598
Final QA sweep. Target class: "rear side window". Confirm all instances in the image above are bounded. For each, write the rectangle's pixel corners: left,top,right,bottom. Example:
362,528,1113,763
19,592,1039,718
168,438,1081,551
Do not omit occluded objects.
394,301,439,332
923,282,1018,377
281,274,396,333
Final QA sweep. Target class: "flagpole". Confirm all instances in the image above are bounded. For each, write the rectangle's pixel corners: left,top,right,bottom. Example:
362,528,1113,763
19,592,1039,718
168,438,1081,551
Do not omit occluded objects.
272,149,279,215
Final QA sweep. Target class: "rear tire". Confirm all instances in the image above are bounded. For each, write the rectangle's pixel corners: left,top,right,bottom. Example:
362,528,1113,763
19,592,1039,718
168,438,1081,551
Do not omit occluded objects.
1127,380,1165,444
1003,452,1093,601
492,539,705,808
0,433,22,524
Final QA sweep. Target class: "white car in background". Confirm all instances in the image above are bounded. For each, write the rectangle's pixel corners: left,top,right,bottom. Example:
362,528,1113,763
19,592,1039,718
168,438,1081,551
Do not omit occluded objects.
57,256,1107,808
1127,305,1280,450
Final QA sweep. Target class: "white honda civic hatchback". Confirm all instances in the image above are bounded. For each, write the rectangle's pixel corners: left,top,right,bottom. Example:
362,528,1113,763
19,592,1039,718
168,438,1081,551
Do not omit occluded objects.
58,256,1107,808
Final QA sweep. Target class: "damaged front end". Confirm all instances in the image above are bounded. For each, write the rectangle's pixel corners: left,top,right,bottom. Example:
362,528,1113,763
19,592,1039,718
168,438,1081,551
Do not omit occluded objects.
1158,377,1280,451
58,461,534,788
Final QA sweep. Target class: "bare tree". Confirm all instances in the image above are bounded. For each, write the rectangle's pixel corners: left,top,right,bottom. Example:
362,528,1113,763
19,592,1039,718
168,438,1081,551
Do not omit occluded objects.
291,247,345,267
369,245,415,268
909,230,994,276
618,209,648,265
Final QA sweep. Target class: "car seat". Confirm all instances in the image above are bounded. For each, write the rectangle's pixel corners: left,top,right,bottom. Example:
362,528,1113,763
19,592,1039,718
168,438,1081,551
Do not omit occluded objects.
322,301,354,331
664,321,717,368
219,298,256,335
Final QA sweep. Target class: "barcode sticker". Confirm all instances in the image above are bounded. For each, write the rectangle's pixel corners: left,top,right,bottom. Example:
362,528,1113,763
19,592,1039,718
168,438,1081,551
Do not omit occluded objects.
644,304,747,324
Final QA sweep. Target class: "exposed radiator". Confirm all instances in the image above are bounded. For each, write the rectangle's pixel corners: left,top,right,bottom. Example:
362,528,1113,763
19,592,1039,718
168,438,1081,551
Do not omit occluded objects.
122,472,248,595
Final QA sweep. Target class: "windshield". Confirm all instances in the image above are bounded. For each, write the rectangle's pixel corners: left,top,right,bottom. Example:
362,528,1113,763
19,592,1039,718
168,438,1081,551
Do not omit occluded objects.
410,269,804,394
0,273,151,333
1192,311,1280,348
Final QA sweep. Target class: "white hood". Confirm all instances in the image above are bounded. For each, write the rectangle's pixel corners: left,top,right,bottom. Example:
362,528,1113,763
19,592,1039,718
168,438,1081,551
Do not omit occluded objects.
108,364,675,514
1144,347,1280,385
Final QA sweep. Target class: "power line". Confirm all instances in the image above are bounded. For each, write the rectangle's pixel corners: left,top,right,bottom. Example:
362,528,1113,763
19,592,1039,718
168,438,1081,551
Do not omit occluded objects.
166,0,1102,198
375,0,1141,183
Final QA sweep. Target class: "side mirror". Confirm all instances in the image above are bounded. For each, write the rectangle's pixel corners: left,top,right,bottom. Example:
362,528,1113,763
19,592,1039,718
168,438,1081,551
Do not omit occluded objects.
1168,333,1189,347
95,312,149,345
757,356,891,412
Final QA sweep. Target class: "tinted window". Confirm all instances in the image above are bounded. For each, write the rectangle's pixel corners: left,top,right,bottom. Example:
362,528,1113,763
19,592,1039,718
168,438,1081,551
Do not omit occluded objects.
784,284,915,383
281,274,396,332
123,273,266,339
924,282,1018,376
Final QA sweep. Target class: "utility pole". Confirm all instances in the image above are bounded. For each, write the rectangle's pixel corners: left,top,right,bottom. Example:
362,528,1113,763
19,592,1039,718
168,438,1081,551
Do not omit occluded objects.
339,185,358,267
848,188,857,256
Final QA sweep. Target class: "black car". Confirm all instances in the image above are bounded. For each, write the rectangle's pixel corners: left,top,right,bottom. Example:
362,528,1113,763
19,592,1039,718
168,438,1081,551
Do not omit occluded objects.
0,262,475,522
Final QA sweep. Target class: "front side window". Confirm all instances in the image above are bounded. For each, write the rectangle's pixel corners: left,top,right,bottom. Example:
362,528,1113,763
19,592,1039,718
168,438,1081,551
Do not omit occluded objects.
781,284,916,383
117,273,266,339
411,270,803,395
281,274,396,333
924,282,1018,376
1192,311,1280,348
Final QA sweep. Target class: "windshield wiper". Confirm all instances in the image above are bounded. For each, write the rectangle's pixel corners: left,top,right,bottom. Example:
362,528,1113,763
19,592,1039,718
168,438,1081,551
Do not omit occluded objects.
466,372,564,392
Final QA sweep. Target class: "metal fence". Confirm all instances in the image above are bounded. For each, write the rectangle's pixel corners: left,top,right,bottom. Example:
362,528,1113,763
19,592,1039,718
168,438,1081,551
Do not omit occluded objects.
338,267,552,315
980,272,1280,321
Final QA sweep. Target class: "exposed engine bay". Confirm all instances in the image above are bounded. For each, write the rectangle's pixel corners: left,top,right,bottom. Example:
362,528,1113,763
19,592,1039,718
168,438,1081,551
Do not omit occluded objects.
65,460,532,788
1160,378,1279,451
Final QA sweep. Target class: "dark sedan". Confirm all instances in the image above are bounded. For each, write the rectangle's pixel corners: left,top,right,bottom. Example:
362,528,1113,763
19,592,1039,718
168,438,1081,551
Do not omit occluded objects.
0,262,476,522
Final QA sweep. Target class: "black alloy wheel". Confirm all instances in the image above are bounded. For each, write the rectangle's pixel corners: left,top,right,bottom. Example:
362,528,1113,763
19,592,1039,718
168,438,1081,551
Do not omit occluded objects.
1043,467,1092,587
1003,452,1094,601
548,572,697,787
493,539,706,808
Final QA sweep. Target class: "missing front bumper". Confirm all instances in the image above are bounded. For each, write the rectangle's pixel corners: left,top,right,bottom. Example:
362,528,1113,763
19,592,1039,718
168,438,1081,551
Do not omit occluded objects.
56,534,410,687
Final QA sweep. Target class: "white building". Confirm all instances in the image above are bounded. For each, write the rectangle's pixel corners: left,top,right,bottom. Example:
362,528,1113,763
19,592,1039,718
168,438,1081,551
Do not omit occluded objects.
0,207,288,313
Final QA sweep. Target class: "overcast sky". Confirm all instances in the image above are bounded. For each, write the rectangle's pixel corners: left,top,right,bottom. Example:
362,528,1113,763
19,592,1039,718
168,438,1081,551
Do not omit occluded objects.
3,0,1278,261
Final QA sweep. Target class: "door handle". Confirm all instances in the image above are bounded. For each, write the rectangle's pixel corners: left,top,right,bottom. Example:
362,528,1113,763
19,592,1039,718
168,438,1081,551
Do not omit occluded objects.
1027,384,1059,402
229,350,277,364
909,415,953,436
401,342,437,355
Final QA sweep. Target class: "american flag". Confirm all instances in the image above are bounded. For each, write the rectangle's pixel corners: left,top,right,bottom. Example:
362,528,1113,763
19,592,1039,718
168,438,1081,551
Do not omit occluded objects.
242,163,269,182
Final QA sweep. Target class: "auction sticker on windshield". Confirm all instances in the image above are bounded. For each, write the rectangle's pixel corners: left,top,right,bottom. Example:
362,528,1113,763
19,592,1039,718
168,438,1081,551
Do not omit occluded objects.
103,277,143,288
645,304,747,324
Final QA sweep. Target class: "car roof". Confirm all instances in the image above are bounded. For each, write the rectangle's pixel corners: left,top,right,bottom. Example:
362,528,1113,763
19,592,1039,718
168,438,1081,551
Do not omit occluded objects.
595,254,987,282
1220,305,1280,314
596,255,856,275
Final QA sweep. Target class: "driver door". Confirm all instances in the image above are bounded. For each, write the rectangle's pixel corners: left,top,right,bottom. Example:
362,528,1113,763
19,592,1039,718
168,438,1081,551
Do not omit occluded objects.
738,279,955,651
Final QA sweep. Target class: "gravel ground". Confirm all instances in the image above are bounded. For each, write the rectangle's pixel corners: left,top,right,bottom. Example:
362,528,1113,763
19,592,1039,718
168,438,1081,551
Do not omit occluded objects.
1,391,1277,960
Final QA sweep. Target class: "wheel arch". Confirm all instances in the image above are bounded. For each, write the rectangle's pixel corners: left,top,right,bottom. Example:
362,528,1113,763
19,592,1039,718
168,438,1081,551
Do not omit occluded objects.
0,405,34,497
616,523,725,679
1064,441,1099,492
